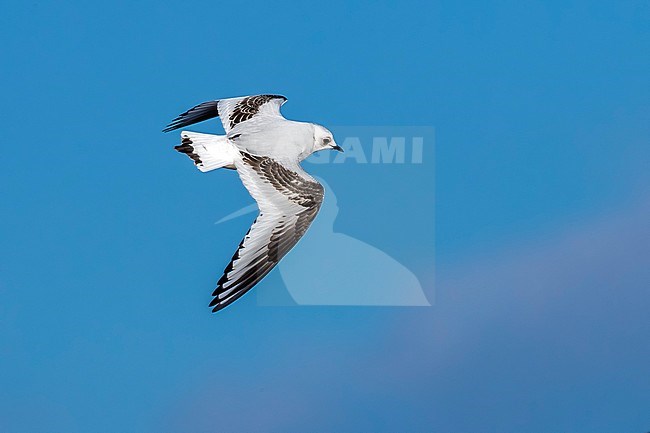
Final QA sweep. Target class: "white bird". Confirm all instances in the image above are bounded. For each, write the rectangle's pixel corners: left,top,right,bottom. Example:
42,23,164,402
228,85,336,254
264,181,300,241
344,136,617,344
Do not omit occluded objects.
163,95,342,312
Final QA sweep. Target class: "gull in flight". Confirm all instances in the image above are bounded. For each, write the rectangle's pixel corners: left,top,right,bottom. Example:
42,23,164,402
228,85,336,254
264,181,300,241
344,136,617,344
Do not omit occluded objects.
163,95,342,312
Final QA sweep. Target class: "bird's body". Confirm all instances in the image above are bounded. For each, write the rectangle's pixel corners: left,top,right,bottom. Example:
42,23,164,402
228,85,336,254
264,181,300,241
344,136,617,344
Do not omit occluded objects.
163,95,341,312
230,118,317,162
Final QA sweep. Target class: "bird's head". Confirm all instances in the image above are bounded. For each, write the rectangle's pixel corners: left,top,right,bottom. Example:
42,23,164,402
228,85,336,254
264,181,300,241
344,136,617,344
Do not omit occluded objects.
312,124,343,153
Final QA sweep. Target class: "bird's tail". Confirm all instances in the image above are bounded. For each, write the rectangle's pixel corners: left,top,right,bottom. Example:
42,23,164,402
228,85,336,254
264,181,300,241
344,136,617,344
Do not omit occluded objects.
175,131,237,172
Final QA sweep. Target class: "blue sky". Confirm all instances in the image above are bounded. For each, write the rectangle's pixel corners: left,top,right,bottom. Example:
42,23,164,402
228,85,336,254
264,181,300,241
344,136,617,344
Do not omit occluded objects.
1,1,649,432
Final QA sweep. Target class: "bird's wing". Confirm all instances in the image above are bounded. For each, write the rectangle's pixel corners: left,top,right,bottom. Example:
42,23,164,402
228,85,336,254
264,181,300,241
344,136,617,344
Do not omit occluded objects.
162,94,287,133
217,95,287,133
209,153,324,312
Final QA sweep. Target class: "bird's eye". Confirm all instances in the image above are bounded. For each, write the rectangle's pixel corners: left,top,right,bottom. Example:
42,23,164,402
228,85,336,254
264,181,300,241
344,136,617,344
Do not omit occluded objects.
323,137,331,144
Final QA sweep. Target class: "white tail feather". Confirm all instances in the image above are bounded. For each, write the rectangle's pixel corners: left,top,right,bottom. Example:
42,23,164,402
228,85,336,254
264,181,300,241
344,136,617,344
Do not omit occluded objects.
176,131,237,172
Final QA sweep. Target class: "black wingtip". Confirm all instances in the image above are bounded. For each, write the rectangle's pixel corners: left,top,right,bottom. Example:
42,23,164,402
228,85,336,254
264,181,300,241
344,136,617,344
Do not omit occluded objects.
162,100,220,133
209,298,229,313
208,296,240,313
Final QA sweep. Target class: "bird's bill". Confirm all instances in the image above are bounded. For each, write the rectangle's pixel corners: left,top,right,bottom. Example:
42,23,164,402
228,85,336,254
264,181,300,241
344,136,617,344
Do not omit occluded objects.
332,144,344,152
